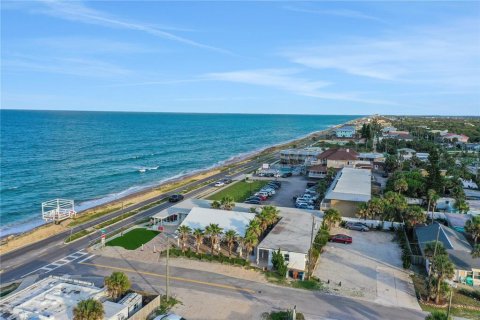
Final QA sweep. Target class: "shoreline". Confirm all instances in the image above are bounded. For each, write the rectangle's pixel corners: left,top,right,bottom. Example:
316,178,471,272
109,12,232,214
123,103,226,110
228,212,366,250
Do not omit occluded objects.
0,116,365,248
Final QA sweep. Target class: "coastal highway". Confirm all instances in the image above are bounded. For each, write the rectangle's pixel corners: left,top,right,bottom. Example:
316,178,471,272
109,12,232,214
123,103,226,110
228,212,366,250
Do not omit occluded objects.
42,255,426,319
0,153,276,284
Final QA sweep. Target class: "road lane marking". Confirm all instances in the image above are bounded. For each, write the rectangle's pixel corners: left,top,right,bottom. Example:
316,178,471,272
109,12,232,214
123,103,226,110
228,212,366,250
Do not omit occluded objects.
77,255,96,264
21,249,90,278
80,262,256,294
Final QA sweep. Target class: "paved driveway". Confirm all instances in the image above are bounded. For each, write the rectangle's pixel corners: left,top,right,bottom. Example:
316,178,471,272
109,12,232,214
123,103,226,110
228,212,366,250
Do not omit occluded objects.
314,227,421,311
264,175,309,208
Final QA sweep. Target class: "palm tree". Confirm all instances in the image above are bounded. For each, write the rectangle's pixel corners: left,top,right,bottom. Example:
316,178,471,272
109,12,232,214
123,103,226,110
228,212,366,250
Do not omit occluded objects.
404,205,426,229
394,178,408,195
323,208,342,230
205,223,223,254
243,232,258,259
384,191,407,222
192,228,204,253
424,241,447,260
356,202,370,220
104,272,131,301
247,218,262,238
177,225,192,253
427,189,440,223
211,200,221,209
224,230,238,257
73,298,104,320
471,244,480,258
367,197,385,220
257,210,271,232
455,198,470,214
431,255,455,304
465,216,480,244
220,196,235,210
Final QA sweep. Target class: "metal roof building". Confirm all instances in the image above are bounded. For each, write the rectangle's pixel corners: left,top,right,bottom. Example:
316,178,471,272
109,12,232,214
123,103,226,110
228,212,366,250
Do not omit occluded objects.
324,168,372,202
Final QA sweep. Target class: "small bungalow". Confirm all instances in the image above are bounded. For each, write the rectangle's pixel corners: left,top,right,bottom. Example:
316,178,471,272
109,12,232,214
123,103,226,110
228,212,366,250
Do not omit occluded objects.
307,164,328,179
415,223,480,286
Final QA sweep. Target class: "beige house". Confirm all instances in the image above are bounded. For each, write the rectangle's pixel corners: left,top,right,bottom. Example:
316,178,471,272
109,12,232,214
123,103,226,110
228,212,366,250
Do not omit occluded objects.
314,148,359,169
320,167,372,217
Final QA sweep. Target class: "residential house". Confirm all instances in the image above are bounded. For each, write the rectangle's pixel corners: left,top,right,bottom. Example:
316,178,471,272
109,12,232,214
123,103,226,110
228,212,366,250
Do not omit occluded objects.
256,210,320,280
307,165,328,179
383,131,414,141
382,126,397,133
358,152,385,163
443,133,469,143
397,148,416,160
415,223,480,286
334,126,356,138
320,168,372,217
314,148,359,169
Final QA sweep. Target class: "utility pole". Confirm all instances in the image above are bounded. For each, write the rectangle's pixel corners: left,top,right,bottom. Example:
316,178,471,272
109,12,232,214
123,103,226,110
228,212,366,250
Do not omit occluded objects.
447,290,453,319
307,215,315,279
166,236,170,301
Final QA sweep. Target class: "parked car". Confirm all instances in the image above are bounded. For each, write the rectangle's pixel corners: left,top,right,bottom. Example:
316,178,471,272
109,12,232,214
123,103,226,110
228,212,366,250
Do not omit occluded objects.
168,194,184,202
346,222,369,232
246,196,262,201
281,172,292,178
306,182,317,188
255,191,269,198
270,181,281,187
329,234,353,244
296,197,313,205
223,178,233,184
261,188,275,195
267,183,280,189
245,199,261,204
296,202,314,210
214,181,225,187
154,313,186,320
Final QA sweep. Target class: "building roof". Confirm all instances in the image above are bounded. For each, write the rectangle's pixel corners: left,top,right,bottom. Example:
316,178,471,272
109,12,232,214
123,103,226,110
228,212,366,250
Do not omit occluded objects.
415,223,480,270
317,148,359,161
257,210,320,256
179,207,255,236
324,168,372,202
308,165,327,172
358,152,384,160
104,301,128,319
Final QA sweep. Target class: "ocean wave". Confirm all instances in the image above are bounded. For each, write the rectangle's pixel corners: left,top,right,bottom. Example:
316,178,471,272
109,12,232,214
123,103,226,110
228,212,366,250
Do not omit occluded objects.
138,166,159,173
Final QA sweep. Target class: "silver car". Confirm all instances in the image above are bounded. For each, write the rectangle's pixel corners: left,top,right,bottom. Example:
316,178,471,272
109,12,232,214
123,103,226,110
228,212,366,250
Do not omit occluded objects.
346,222,369,232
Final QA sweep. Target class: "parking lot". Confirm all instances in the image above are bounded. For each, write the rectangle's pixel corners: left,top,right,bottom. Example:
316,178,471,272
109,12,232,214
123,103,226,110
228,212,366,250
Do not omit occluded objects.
262,175,310,208
314,227,421,310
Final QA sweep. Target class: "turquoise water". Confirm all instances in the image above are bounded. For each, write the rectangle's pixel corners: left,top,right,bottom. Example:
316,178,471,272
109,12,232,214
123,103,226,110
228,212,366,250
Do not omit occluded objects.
0,110,358,235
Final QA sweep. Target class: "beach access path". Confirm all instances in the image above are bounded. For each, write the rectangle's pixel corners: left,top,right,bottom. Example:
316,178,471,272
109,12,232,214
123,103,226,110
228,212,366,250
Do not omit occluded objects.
0,153,273,284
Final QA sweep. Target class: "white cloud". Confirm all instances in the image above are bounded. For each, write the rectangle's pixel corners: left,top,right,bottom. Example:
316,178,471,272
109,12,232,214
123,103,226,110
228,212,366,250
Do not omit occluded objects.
284,6,385,23
202,68,395,105
282,19,480,88
29,0,230,54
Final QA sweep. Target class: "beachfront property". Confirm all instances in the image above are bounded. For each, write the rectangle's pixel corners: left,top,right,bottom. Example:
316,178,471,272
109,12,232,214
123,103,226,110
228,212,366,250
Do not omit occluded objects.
313,148,359,169
414,223,480,286
334,126,356,138
320,168,372,217
256,209,320,280
357,152,385,163
0,276,143,320
279,147,324,165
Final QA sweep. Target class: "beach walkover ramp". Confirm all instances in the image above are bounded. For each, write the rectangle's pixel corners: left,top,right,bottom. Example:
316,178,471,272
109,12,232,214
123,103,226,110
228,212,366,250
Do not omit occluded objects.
42,199,76,223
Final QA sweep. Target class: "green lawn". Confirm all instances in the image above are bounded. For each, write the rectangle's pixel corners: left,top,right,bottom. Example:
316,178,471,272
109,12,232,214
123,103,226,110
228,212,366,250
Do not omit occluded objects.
207,180,269,202
106,228,159,250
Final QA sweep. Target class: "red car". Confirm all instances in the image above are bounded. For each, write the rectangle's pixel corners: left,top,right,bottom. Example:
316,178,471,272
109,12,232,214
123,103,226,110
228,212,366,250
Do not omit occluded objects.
329,234,352,244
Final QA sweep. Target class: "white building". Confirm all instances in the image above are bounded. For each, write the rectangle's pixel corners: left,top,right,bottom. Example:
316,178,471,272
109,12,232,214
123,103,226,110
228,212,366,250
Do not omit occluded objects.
334,126,356,138
397,148,416,160
357,152,385,163
279,147,323,165
320,168,372,217
256,209,320,280
0,276,137,320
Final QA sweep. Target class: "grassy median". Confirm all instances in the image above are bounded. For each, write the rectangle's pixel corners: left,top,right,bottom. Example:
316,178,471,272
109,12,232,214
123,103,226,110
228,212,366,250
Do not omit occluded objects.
207,180,269,202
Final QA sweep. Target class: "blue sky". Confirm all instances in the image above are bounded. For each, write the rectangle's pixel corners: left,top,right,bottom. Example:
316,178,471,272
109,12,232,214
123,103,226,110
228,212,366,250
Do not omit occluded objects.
1,1,479,115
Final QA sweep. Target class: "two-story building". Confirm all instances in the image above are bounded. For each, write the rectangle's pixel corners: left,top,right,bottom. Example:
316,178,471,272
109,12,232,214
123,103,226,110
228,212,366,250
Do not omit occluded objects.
314,148,359,169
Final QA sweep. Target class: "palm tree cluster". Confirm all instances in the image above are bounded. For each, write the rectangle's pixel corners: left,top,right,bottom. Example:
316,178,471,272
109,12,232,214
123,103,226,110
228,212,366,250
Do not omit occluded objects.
465,216,480,245
104,271,131,301
211,196,235,210
243,206,280,259
423,241,455,304
322,208,341,231
73,298,104,320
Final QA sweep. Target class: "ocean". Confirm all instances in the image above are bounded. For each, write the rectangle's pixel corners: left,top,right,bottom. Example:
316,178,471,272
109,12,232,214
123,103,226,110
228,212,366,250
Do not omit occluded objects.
0,110,358,236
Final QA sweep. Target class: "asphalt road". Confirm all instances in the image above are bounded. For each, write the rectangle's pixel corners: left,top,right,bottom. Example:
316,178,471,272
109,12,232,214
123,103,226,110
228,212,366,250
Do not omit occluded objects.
0,154,273,284
46,255,427,320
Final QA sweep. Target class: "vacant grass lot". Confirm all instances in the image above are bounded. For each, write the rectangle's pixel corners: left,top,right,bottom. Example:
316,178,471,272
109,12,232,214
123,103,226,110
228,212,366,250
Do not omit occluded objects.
207,180,269,202
106,228,159,250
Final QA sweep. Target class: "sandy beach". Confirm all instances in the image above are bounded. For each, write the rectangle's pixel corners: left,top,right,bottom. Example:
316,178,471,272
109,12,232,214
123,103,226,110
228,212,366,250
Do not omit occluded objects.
0,116,364,255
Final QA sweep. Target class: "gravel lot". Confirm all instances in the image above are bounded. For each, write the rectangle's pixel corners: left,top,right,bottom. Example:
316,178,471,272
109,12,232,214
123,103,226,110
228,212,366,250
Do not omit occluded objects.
314,227,421,311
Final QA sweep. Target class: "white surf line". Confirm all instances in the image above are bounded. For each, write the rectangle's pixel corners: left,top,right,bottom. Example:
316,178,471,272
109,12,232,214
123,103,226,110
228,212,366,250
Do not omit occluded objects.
77,254,96,264
21,249,89,278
